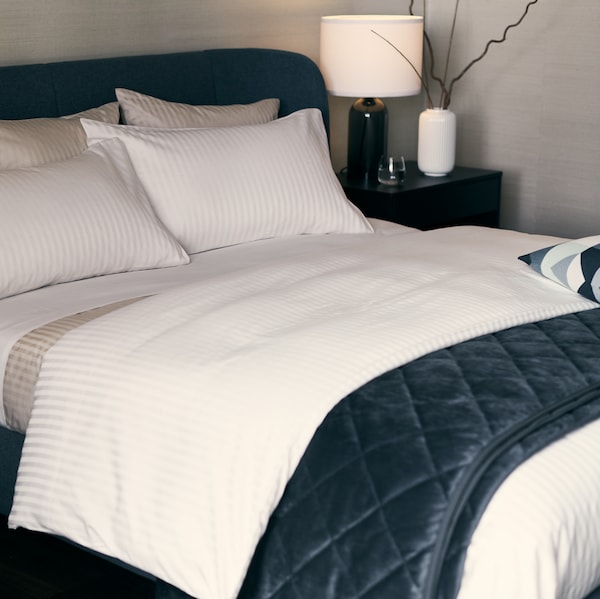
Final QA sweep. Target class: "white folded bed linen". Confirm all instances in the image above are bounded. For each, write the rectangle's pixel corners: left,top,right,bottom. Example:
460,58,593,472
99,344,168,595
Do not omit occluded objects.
0,218,407,430
4,224,600,599
3,297,146,432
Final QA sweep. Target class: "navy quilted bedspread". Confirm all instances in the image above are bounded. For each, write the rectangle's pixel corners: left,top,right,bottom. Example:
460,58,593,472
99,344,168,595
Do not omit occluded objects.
158,308,600,599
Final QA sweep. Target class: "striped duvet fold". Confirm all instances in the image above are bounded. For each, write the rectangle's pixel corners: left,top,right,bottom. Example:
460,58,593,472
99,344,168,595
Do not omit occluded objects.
2,297,146,433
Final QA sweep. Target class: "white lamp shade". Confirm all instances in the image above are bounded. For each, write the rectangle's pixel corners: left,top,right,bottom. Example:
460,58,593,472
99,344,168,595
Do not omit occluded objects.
320,15,423,98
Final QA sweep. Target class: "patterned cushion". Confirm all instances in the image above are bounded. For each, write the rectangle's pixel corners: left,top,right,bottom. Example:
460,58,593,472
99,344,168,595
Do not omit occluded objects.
519,236,600,303
116,88,279,128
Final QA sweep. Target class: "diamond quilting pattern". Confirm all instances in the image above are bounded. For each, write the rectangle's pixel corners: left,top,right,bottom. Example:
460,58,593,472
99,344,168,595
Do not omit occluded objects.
237,309,600,599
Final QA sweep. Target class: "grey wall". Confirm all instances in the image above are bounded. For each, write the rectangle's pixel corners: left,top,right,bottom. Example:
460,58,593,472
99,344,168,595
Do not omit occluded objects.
1,0,598,237
357,0,600,237
0,0,332,65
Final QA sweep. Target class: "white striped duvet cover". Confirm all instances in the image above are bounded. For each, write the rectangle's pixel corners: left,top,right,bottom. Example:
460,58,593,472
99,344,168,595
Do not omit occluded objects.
5,224,600,599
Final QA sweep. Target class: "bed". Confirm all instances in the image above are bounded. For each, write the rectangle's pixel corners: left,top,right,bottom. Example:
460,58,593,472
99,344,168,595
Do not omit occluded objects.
2,47,600,599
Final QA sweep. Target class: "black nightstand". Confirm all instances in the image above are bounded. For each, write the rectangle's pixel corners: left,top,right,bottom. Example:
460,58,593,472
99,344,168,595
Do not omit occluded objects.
338,161,502,230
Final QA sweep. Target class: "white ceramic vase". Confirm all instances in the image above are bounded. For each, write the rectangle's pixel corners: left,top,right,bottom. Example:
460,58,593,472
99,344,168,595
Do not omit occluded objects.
417,108,456,177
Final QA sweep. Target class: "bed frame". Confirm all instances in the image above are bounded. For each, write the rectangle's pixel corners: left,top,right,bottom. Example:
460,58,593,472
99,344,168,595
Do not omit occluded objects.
5,47,600,599
0,46,328,515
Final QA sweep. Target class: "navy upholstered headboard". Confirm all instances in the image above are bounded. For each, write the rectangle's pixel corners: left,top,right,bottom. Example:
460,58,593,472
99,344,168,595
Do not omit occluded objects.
0,47,329,130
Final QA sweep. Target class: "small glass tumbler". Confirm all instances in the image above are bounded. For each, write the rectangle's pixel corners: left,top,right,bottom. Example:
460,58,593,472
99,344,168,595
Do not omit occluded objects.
377,155,406,186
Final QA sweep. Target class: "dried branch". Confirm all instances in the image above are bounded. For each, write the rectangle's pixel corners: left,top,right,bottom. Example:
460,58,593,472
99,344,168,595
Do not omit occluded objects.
444,0,540,108
423,32,448,108
440,0,461,108
400,0,540,109
408,0,446,108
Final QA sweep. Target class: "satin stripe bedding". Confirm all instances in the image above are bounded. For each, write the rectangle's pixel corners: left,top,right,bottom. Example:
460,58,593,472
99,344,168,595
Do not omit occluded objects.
82,110,371,255
2,297,145,432
0,220,406,420
115,89,280,128
0,102,119,170
7,226,598,599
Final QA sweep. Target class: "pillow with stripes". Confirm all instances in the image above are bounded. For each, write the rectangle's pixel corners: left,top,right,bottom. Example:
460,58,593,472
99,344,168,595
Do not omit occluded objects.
0,138,189,300
0,103,119,170
116,88,279,128
82,109,373,255
518,236,600,303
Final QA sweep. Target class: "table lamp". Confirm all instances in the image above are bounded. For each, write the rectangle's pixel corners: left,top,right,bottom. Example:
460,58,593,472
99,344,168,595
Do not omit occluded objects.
320,15,423,181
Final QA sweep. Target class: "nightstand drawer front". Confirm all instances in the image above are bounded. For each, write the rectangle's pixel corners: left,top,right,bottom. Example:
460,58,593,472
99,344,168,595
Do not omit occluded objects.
405,179,500,229
338,162,502,230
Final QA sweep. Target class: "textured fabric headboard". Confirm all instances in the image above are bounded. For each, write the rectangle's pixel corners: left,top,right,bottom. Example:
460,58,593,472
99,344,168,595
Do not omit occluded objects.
0,47,329,130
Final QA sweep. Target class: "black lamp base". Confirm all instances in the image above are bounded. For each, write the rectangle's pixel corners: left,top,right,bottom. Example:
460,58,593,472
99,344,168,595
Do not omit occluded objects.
347,97,388,182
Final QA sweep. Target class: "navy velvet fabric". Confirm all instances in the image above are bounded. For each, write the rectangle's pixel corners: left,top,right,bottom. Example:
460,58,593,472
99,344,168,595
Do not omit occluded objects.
159,308,600,599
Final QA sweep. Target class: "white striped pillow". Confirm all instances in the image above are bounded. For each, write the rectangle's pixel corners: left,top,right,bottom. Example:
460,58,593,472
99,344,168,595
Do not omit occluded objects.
0,103,119,170
82,109,373,254
0,138,189,300
116,88,280,128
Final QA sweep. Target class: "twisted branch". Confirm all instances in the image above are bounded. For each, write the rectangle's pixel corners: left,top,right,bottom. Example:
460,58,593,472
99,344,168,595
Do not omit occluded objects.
444,0,540,108
402,0,540,108
424,32,447,108
440,0,461,108
408,0,446,108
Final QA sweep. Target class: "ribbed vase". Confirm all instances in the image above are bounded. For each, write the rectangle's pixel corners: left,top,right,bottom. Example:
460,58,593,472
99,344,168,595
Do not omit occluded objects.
417,108,456,177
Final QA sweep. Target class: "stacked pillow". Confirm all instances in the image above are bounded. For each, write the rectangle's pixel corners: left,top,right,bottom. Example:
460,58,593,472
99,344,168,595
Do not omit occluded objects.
1,91,372,299
116,88,280,128
0,138,189,300
0,103,119,169
0,100,187,300
83,108,372,254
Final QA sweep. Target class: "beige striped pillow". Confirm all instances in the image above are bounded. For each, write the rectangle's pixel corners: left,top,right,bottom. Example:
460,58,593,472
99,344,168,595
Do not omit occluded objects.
116,88,280,128
82,109,373,255
0,138,189,300
0,102,119,170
